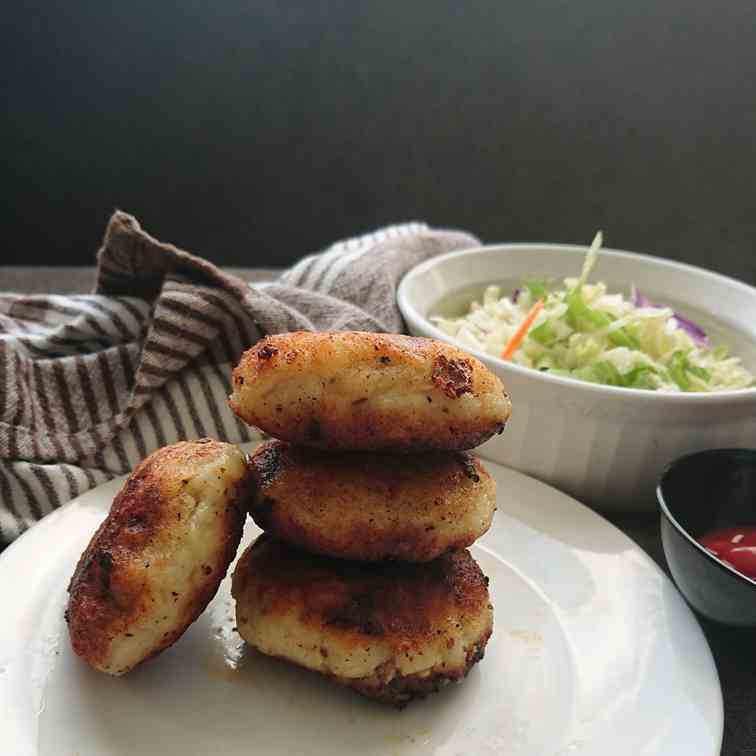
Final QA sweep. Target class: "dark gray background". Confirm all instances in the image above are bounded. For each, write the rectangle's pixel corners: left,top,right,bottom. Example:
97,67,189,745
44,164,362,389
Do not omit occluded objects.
3,1,756,280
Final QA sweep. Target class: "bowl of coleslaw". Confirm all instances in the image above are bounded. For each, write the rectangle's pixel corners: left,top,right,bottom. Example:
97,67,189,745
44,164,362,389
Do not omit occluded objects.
397,236,756,512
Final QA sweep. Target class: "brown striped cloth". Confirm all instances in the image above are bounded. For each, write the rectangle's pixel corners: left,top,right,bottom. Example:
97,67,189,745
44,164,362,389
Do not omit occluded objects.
0,210,477,546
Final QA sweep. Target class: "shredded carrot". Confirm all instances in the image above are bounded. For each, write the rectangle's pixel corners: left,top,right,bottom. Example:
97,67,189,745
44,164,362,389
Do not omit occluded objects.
501,299,544,360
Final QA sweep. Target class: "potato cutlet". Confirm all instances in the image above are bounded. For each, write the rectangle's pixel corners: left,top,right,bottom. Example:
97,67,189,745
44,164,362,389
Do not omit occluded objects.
248,440,496,562
232,535,493,707
66,439,252,675
229,331,511,452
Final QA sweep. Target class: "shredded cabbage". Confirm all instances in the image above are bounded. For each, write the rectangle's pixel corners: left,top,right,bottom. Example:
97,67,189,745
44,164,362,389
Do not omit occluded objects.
432,233,754,392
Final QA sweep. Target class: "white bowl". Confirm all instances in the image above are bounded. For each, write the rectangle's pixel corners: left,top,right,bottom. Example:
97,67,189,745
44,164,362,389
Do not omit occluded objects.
397,244,756,512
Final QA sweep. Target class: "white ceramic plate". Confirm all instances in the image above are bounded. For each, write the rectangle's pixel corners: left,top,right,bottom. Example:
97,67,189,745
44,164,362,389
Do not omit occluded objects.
0,449,722,756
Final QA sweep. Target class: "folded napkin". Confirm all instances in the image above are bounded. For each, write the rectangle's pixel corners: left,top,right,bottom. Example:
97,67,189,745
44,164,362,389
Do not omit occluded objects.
0,211,477,546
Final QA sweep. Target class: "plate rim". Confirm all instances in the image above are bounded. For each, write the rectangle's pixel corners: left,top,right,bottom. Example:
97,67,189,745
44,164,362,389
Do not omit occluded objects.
0,451,724,755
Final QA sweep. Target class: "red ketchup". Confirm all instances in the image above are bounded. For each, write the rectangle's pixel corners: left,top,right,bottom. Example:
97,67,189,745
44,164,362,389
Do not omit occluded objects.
699,527,756,579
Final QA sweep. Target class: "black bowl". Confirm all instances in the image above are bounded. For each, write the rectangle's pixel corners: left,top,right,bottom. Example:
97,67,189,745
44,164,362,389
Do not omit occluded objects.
657,448,756,627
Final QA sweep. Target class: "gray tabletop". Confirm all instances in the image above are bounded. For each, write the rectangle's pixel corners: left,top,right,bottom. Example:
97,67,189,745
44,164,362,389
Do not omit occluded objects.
3,266,752,755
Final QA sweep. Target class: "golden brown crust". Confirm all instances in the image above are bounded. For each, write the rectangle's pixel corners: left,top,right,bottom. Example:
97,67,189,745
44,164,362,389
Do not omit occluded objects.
248,440,496,562
228,331,511,452
232,536,493,706
345,633,491,707
66,440,252,674
233,536,491,657
431,354,474,398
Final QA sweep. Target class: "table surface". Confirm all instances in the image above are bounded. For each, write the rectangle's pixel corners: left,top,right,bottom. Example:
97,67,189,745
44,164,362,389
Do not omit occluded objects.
2,266,753,755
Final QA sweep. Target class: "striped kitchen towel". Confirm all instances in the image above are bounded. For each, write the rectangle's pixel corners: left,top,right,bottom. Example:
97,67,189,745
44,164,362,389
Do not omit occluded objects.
0,210,477,545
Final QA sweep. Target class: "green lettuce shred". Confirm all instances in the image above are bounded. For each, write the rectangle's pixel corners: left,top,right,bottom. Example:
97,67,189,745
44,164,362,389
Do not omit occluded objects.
431,231,754,392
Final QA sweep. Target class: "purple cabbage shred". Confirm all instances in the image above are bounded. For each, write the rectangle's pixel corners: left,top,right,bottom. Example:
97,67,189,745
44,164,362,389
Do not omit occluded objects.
631,285,710,347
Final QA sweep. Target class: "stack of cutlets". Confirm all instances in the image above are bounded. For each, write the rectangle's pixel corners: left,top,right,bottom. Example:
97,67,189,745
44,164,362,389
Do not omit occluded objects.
229,330,512,706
